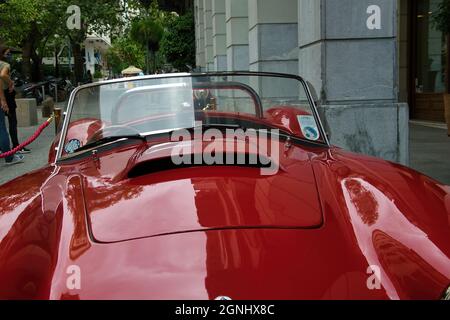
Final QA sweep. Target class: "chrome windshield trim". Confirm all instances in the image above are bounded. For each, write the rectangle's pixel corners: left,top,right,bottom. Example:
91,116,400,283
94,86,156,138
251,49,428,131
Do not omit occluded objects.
139,127,193,136
55,86,77,162
302,80,331,147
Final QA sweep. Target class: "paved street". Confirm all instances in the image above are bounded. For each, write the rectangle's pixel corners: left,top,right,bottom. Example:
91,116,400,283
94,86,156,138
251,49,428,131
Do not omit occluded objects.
409,122,450,185
0,118,449,186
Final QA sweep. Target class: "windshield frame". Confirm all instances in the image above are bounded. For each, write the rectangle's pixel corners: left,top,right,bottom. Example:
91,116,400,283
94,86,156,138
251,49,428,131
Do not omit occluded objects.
55,71,330,163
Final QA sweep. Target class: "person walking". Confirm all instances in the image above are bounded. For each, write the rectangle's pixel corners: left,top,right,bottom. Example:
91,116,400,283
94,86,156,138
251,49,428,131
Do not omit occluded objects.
0,82,24,165
0,45,31,154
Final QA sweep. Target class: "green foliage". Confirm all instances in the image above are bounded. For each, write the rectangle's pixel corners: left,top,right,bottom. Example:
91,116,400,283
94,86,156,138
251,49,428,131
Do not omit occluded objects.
138,0,153,9
93,70,103,79
129,0,167,73
0,0,132,81
0,0,127,45
160,11,195,72
130,17,164,52
106,37,146,75
0,0,55,46
432,0,450,35
42,64,72,78
0,0,195,79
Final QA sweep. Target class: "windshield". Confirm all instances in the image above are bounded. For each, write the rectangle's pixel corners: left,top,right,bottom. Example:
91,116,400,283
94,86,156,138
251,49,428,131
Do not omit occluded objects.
59,73,325,158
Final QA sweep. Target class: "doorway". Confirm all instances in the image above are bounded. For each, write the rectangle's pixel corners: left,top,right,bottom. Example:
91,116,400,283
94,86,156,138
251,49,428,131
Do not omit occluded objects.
409,0,449,122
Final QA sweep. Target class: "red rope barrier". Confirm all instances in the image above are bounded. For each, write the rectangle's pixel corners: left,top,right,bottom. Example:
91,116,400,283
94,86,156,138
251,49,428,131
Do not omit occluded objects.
0,116,54,159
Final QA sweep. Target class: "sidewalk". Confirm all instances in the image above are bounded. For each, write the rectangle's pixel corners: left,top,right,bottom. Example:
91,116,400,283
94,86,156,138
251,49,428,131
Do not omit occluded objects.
0,118,449,186
0,104,64,185
409,123,450,185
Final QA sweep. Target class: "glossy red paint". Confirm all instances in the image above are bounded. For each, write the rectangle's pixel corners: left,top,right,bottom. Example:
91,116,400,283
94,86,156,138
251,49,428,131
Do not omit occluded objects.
1,127,449,299
84,137,323,243
49,106,319,165
1,69,449,299
48,118,107,163
265,106,312,137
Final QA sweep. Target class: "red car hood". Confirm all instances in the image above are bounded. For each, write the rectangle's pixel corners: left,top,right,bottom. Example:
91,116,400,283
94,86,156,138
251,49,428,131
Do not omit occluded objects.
82,140,324,243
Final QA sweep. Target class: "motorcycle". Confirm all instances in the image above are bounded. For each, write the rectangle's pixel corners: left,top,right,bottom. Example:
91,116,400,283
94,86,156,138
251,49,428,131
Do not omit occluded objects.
12,71,76,105
12,71,45,105
45,76,75,102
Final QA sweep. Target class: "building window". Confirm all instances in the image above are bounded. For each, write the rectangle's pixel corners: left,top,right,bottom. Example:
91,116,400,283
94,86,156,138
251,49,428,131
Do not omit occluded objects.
415,0,448,94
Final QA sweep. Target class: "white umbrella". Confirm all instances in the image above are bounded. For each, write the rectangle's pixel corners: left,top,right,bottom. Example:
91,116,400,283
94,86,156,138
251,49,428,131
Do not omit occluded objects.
121,66,143,76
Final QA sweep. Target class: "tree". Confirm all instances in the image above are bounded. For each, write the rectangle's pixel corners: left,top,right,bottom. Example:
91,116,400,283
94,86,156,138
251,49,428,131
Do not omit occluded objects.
160,10,195,72
0,0,58,81
0,0,132,82
129,0,165,74
432,0,450,35
56,0,129,84
130,17,164,74
106,37,146,75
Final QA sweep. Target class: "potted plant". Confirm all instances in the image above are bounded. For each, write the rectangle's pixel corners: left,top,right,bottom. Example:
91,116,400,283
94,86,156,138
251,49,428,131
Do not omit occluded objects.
432,0,450,136
93,70,103,82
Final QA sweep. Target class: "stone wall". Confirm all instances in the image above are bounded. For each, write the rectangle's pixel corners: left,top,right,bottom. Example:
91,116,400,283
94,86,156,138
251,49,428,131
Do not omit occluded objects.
193,0,410,165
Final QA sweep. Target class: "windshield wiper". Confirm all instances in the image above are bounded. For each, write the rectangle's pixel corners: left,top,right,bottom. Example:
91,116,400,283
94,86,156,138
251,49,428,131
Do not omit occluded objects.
75,134,147,153
198,123,243,130
164,123,242,137
199,123,293,138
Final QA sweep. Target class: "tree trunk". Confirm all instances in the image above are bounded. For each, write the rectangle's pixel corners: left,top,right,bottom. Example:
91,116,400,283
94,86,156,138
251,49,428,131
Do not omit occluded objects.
21,23,42,82
31,51,43,82
21,41,33,82
72,42,84,85
55,47,60,78
146,47,150,75
148,50,157,74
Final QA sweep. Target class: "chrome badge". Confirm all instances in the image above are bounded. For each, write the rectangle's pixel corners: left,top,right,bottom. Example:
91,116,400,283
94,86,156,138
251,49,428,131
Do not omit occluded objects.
215,296,232,301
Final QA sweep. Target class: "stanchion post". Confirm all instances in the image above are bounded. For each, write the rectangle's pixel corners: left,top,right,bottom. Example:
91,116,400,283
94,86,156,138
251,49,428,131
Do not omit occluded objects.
54,108,62,134
54,84,58,104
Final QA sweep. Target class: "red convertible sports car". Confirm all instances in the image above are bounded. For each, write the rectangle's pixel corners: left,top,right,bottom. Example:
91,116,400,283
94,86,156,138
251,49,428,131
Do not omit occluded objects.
0,72,449,300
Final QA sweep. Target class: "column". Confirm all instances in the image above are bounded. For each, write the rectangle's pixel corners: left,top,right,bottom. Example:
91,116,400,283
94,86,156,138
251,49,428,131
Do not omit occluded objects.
298,0,409,164
248,0,298,73
195,0,206,71
212,0,227,71
398,0,409,103
225,0,249,71
248,0,298,100
203,0,214,71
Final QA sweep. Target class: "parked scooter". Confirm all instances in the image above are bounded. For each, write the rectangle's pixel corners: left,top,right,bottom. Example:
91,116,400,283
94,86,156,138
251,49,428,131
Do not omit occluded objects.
45,76,74,102
12,71,45,105
63,79,75,96
12,71,75,104
45,76,63,101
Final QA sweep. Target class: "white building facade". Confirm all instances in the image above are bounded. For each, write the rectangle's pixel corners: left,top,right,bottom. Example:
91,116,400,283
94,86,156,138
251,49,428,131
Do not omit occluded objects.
84,32,112,76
